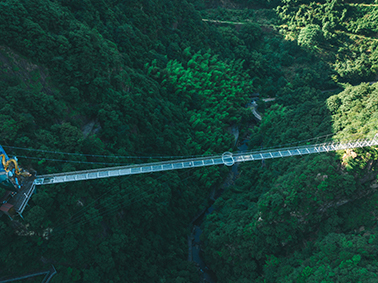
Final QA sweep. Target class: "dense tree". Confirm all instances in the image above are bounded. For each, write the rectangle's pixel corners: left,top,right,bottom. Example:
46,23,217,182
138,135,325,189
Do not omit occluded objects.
297,24,323,49
1,0,378,282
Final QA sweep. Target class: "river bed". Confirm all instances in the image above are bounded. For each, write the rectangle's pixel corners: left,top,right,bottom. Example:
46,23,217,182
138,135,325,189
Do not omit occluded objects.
189,95,260,282
189,136,250,282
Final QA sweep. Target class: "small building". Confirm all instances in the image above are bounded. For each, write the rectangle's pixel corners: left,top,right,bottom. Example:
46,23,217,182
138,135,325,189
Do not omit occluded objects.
0,170,17,191
0,203,16,219
0,143,36,219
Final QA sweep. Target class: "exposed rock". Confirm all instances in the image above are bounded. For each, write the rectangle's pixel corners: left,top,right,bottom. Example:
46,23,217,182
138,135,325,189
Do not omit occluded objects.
228,126,239,146
359,171,377,185
370,183,378,189
82,120,101,138
0,46,55,96
315,173,328,181
342,149,358,166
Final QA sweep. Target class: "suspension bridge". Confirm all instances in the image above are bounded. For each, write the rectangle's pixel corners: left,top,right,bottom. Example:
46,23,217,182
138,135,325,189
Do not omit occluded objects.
34,135,378,186
1,135,378,218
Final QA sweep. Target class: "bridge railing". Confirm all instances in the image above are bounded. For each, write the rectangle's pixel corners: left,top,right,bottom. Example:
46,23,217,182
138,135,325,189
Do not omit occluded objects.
233,138,378,163
34,155,225,185
34,136,378,186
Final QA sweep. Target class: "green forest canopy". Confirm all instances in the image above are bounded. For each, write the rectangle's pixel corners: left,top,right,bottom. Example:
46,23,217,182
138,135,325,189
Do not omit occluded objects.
1,0,378,282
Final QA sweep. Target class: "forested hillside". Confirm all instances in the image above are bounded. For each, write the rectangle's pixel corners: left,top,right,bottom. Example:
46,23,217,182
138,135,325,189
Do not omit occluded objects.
1,0,378,282
200,1,378,282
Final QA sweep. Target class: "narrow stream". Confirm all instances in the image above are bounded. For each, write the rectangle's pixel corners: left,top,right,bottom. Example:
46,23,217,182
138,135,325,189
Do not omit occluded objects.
189,94,259,282
190,136,250,283
191,205,217,283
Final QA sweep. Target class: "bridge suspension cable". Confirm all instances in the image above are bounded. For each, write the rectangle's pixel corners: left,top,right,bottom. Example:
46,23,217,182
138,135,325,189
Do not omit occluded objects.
1,132,336,160
34,135,378,186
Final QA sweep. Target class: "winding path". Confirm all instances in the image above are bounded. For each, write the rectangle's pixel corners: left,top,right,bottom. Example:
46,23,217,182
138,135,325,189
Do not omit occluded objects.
0,265,56,283
250,101,262,121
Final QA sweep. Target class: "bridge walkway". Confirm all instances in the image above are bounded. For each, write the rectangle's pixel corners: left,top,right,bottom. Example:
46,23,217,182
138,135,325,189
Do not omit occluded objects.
34,136,378,186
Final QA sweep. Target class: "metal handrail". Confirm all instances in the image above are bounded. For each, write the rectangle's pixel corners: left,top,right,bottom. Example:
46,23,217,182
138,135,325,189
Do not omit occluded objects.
33,136,378,186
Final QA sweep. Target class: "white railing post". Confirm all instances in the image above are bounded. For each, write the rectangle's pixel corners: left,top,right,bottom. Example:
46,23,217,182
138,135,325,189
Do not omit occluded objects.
33,133,378,187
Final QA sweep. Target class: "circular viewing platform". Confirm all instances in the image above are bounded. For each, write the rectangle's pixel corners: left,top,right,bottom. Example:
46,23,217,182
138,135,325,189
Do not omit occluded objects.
222,152,234,166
